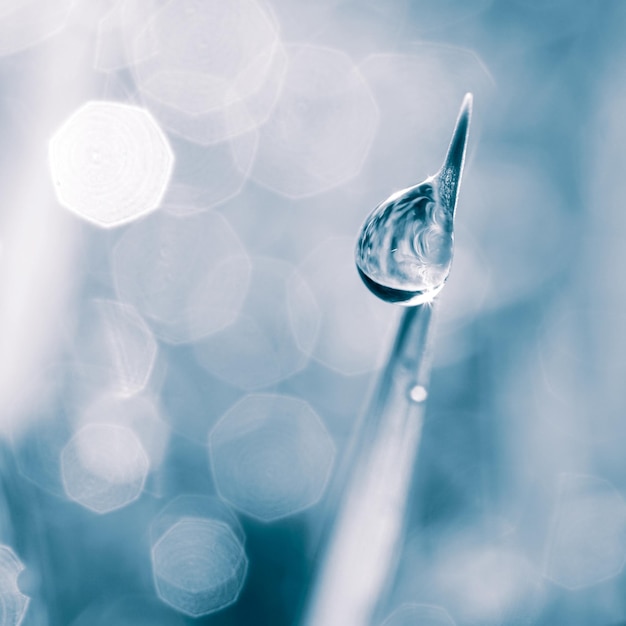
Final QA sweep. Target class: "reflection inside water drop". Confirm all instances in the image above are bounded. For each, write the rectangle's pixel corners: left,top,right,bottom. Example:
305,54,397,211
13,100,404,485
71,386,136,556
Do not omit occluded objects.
356,180,453,304
355,94,472,306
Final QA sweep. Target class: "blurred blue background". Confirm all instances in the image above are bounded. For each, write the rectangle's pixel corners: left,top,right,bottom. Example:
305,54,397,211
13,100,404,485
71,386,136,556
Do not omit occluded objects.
0,0,625,624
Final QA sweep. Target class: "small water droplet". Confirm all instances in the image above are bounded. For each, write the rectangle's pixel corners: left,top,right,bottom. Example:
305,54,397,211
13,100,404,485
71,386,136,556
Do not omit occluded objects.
356,94,472,306
408,384,428,403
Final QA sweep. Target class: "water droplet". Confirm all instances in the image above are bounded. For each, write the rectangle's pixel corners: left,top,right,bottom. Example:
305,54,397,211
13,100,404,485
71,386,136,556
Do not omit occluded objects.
408,384,428,403
355,94,472,305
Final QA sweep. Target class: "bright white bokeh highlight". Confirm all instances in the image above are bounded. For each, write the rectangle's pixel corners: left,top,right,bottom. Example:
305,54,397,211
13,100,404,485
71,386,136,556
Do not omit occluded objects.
132,0,285,144
0,0,74,57
209,394,335,521
0,546,29,626
49,101,174,228
544,474,626,590
61,423,149,514
113,211,250,344
296,236,397,375
151,517,247,617
381,604,456,626
460,153,571,311
72,299,157,397
194,257,319,390
243,44,378,198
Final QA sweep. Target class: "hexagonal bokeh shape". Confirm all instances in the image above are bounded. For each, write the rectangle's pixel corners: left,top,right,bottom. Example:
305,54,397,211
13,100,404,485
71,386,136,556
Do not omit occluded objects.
49,101,174,228
209,393,335,521
60,423,149,514
151,518,248,618
545,473,626,590
0,545,29,626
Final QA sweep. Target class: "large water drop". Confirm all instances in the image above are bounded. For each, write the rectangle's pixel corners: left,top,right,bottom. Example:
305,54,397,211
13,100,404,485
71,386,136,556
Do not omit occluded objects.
355,94,472,305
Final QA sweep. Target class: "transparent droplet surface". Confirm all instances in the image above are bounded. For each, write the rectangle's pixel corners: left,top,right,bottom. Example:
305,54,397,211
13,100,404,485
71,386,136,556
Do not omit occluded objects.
355,94,471,305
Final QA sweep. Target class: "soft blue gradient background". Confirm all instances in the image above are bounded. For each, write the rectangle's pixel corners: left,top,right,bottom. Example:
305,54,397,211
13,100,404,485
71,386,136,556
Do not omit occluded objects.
0,1,625,624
